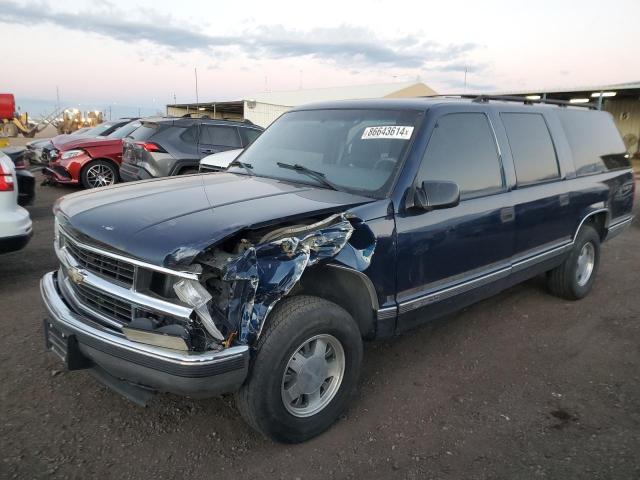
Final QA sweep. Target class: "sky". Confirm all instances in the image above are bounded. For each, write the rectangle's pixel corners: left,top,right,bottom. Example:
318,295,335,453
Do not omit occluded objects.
2,0,639,116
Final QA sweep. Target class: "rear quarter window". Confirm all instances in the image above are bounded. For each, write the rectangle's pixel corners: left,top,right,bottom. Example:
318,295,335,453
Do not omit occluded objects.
558,110,629,176
128,123,160,141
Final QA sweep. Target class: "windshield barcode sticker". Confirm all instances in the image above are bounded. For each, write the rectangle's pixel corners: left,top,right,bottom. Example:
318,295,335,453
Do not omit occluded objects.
361,126,414,140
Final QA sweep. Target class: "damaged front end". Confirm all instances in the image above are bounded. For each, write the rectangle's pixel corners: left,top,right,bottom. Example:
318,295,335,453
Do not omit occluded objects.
182,212,378,348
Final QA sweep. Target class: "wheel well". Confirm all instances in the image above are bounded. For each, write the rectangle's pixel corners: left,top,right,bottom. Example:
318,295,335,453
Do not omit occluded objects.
290,264,378,339
582,211,607,241
81,158,120,180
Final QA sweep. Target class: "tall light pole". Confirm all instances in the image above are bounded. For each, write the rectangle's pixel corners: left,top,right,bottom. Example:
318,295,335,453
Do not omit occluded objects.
194,68,200,114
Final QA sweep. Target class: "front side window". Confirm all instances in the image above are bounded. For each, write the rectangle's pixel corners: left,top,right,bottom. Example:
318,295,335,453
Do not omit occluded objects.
200,125,241,147
231,109,423,198
501,113,559,185
417,113,503,198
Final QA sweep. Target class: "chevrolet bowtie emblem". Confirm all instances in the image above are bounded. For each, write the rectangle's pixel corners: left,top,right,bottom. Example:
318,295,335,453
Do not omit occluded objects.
67,267,86,285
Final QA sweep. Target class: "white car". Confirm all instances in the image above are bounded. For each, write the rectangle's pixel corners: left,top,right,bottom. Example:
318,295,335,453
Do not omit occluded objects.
0,152,32,254
199,148,243,173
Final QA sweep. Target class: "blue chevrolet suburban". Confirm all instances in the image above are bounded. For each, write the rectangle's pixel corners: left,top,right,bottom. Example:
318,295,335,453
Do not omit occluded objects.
41,97,634,442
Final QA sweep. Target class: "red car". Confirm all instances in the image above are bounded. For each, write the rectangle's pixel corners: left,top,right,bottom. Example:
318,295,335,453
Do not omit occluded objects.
43,119,140,189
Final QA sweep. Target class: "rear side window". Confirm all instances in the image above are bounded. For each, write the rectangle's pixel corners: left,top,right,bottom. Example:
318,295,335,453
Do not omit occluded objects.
501,113,559,185
200,125,241,147
418,113,503,198
128,122,159,141
558,110,628,176
240,128,262,147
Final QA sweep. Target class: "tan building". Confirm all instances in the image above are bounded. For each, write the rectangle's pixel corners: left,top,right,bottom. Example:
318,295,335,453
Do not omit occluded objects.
166,81,437,128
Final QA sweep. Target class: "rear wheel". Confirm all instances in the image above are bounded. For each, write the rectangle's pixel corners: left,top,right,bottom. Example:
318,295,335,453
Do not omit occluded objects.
235,295,363,443
547,225,600,300
81,160,118,189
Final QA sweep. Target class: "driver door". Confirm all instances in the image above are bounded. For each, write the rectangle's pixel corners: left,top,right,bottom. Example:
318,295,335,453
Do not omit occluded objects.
394,111,516,331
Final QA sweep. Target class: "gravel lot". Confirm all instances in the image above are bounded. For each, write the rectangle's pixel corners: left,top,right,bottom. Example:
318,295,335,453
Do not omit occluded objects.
1,172,639,479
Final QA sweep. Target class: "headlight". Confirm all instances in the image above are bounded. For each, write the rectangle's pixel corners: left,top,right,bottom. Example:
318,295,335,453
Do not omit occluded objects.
60,149,85,160
49,149,59,159
174,279,225,341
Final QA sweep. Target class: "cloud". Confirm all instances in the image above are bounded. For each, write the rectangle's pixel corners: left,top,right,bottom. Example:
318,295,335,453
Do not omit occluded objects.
1,1,480,70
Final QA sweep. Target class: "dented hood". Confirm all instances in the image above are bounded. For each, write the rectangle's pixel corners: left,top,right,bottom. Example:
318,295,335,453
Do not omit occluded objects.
56,173,374,268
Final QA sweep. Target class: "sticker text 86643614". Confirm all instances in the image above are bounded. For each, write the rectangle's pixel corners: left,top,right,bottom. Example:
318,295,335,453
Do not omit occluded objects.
361,125,414,140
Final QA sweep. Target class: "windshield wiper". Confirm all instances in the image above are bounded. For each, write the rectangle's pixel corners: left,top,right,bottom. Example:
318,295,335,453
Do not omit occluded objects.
276,162,340,191
228,160,254,176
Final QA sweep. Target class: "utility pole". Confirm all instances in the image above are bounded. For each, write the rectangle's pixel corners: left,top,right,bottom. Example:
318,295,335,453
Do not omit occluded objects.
194,67,200,113
464,65,468,92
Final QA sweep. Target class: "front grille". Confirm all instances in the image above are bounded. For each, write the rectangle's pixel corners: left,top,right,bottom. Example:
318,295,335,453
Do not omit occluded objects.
73,282,133,323
64,235,135,287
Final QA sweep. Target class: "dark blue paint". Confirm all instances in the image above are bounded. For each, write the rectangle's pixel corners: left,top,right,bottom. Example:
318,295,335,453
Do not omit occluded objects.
56,98,635,338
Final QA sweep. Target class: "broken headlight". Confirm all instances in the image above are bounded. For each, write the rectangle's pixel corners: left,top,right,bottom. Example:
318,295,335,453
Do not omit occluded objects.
173,278,225,341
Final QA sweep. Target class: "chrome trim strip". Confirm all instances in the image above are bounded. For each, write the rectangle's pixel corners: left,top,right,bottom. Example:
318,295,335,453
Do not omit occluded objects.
56,243,193,322
511,241,573,272
376,306,398,320
398,238,575,314
59,227,200,280
41,272,248,366
573,208,609,242
399,266,511,314
608,215,633,231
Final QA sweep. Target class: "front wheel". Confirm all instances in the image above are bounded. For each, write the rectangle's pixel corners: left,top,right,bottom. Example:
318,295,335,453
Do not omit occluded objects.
547,225,600,300
235,295,363,443
81,160,118,189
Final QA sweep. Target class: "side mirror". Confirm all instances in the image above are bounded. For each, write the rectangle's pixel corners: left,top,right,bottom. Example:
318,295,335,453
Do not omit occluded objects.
406,180,460,211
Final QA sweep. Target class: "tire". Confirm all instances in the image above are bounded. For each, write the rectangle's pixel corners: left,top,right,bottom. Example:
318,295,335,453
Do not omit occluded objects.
547,225,600,300
80,160,118,189
235,295,363,443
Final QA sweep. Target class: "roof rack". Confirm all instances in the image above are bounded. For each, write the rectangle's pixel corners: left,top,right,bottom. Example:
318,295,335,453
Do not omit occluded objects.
461,94,598,110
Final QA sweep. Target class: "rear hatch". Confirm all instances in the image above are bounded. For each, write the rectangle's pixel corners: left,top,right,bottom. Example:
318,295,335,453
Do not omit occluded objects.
122,121,165,166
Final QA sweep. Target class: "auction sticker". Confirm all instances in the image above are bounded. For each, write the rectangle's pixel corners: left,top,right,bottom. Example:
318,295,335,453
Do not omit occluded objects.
361,125,414,140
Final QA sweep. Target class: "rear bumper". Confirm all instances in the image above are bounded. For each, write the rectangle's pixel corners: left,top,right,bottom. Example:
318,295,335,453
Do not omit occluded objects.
119,163,153,182
0,230,33,254
40,271,250,399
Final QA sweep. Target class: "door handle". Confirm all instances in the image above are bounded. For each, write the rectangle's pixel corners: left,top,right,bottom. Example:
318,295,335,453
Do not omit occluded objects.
559,193,570,207
500,207,515,223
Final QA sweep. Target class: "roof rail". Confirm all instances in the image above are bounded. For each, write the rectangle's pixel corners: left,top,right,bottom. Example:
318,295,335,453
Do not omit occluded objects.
462,94,598,110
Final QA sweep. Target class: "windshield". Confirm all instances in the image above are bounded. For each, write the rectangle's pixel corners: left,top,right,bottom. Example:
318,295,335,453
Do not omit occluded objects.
84,122,117,137
107,121,141,139
230,109,423,198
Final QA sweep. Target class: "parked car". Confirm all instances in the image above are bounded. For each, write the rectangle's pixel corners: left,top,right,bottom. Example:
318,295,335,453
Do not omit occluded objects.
0,146,35,206
41,97,634,443
40,118,139,165
0,152,32,254
42,120,141,189
199,148,243,173
25,127,93,165
119,118,263,181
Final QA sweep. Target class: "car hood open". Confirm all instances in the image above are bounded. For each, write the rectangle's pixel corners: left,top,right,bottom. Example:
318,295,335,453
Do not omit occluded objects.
55,173,375,269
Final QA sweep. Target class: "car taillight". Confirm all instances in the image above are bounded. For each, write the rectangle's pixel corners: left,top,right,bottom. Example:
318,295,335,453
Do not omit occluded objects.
0,165,14,191
14,158,26,170
136,142,166,153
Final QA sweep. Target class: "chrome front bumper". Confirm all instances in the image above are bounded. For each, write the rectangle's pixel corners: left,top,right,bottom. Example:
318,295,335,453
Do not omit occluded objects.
40,271,250,399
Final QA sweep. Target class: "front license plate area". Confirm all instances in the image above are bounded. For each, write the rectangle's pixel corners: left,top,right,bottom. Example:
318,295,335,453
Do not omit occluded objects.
43,320,91,370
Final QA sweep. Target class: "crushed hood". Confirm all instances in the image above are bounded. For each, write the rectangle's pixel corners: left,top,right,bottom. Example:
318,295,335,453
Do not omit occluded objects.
53,136,120,150
55,173,375,268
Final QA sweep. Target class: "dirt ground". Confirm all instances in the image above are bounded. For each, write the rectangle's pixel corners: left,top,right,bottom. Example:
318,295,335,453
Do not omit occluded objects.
1,170,639,479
